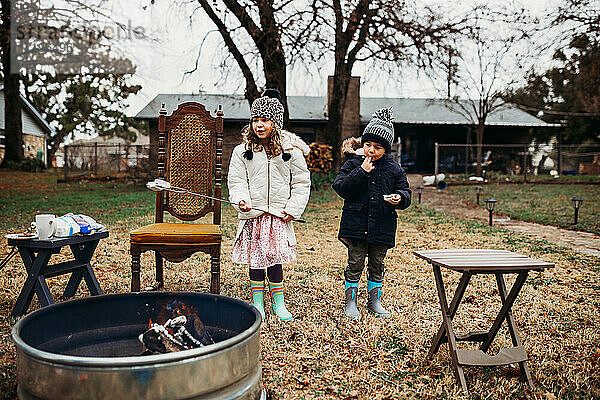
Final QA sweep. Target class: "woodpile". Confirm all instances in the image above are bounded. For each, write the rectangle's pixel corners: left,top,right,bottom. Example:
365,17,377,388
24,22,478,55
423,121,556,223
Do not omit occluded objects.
307,142,334,171
578,155,600,175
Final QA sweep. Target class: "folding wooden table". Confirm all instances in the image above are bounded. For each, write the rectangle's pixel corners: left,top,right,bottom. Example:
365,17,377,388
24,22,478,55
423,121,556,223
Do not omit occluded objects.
7,231,108,316
414,249,554,395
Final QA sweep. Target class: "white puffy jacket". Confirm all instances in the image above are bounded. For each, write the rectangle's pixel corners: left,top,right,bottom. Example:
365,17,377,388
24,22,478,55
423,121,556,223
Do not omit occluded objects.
227,130,311,245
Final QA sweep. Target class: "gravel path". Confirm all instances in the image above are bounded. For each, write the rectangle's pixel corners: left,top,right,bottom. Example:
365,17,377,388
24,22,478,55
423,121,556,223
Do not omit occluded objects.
408,174,600,258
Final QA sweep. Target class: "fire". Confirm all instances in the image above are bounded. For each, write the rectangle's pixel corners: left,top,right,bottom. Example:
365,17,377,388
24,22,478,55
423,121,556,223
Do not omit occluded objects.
148,300,199,327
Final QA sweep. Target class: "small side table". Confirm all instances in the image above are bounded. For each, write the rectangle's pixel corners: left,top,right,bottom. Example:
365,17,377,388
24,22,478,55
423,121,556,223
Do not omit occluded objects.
8,231,109,316
414,249,554,395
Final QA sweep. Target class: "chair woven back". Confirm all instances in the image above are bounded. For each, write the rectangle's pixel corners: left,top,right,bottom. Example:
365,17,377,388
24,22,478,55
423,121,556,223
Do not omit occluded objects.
157,102,223,222
167,114,213,218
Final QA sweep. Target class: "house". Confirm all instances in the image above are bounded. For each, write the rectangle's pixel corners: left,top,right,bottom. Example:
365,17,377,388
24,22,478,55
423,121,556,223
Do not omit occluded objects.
0,86,55,165
134,77,557,172
58,129,148,171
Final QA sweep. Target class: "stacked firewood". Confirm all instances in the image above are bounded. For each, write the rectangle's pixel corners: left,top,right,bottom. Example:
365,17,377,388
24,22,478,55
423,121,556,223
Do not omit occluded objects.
307,142,334,172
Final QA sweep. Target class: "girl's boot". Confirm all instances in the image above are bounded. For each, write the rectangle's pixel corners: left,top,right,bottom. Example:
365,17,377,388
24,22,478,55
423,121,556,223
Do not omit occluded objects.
269,281,293,321
344,280,360,319
367,279,391,317
250,280,266,320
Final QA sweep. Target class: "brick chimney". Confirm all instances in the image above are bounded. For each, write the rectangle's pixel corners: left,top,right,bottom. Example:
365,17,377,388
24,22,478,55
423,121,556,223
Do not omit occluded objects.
327,76,360,140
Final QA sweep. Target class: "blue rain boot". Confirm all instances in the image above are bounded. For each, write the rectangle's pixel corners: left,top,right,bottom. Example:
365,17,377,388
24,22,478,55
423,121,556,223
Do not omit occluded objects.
367,279,391,317
250,280,266,320
344,280,361,319
269,281,293,321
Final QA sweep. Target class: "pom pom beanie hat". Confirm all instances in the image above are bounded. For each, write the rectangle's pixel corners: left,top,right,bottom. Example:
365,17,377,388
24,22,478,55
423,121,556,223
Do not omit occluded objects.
361,107,395,153
250,91,284,129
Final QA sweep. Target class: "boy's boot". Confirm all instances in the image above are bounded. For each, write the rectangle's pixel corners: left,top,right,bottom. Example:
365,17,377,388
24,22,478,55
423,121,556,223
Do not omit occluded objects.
249,280,266,320
344,280,360,319
367,279,391,317
269,281,293,321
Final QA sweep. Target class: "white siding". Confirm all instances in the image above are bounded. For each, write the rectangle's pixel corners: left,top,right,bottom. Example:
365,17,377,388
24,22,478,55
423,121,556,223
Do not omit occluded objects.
0,90,46,137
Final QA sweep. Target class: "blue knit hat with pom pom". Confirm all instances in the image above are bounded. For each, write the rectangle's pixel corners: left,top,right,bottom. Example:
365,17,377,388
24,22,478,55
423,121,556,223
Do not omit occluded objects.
361,107,395,153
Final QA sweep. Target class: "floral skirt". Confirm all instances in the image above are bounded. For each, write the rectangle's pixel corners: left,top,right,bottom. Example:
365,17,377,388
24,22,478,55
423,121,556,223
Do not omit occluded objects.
232,214,296,269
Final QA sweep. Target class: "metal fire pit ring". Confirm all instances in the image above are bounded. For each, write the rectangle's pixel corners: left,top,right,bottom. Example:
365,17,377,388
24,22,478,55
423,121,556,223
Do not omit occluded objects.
12,292,263,400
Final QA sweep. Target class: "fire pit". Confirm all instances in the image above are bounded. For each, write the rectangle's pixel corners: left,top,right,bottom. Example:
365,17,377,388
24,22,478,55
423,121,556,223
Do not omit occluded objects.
12,292,263,400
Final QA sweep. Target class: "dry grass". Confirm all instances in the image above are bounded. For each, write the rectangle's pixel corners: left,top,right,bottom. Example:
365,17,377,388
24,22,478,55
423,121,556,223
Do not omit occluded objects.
0,187,599,399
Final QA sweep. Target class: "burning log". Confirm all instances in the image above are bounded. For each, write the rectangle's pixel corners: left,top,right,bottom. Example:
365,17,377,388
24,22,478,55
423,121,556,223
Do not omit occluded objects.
139,314,214,354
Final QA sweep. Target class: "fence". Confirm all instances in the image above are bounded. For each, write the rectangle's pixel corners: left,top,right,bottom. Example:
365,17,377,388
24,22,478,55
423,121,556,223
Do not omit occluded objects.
61,143,156,180
434,143,600,177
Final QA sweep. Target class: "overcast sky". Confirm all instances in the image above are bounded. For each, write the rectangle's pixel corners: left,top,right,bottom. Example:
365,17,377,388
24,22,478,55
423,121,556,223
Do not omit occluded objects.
99,0,560,117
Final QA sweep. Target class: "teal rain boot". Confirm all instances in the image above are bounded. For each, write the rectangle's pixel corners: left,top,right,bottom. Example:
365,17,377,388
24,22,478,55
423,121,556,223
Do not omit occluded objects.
367,279,391,317
269,281,293,321
344,280,361,319
249,280,266,320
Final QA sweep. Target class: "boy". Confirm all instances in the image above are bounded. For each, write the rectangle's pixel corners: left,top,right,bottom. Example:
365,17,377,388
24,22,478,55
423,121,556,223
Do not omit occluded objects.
332,107,411,318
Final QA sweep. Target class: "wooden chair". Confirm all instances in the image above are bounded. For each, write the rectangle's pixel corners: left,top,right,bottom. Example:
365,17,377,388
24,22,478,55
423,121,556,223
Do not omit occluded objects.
130,102,224,293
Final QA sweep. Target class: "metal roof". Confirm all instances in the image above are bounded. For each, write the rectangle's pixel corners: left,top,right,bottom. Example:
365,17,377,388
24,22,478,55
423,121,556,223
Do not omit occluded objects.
135,93,556,127
360,98,558,127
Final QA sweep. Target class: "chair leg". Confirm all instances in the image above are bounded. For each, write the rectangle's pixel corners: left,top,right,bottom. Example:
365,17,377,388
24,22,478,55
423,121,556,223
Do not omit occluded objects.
210,245,220,294
155,251,164,290
131,244,141,292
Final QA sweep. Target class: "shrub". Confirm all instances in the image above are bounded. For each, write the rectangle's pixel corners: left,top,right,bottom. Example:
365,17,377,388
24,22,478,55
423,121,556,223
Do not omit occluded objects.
310,170,337,190
5,157,47,172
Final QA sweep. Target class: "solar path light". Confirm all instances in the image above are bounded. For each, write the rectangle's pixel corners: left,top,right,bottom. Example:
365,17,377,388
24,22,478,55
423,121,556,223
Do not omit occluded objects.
416,185,424,204
571,196,583,225
485,198,497,226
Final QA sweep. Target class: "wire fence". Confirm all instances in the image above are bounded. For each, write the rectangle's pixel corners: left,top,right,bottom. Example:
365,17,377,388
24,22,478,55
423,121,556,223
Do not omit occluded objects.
61,143,156,180
434,143,600,177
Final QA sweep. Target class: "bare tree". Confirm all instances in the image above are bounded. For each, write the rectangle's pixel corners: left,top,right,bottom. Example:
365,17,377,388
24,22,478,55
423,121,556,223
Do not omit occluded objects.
443,12,531,176
189,0,467,169
552,0,599,40
312,0,468,168
191,0,320,124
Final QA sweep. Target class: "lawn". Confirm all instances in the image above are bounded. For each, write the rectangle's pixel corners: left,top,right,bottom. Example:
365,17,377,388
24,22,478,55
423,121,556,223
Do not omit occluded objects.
0,170,155,233
446,182,600,235
0,170,599,399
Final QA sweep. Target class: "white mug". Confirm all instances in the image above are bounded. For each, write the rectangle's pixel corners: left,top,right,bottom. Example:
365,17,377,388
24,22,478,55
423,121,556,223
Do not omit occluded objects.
35,214,56,240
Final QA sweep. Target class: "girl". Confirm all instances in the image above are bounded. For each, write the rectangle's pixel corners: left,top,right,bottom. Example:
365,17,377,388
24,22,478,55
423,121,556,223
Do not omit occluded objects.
227,90,311,321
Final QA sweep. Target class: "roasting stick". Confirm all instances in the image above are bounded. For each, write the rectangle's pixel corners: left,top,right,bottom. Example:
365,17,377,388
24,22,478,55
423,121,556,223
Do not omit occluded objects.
146,179,306,223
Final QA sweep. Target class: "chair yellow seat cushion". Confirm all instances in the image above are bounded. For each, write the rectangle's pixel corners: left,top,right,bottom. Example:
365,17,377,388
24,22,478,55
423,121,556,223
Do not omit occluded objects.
130,223,222,245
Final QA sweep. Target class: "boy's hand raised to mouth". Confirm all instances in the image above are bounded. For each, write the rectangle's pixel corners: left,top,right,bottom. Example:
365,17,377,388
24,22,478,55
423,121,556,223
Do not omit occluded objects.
361,156,374,172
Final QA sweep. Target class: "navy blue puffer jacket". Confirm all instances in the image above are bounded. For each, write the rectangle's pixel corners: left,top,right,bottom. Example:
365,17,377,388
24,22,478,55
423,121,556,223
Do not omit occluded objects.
332,138,411,247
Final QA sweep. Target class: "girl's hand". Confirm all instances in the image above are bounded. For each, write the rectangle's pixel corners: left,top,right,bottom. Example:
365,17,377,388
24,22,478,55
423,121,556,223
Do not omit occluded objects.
384,193,402,204
239,200,252,212
281,212,294,222
361,156,374,172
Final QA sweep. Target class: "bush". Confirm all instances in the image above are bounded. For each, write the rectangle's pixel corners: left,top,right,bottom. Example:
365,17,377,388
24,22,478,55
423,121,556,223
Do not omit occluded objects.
310,170,337,190
5,157,47,172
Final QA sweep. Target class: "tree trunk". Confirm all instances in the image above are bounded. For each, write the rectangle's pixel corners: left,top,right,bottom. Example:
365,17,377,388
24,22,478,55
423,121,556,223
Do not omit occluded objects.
475,122,484,176
326,63,352,171
263,47,289,128
1,0,24,166
326,74,350,171
46,131,68,169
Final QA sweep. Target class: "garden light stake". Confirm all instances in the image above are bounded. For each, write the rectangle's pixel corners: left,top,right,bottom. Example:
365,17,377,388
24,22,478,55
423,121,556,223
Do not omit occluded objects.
146,179,306,223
